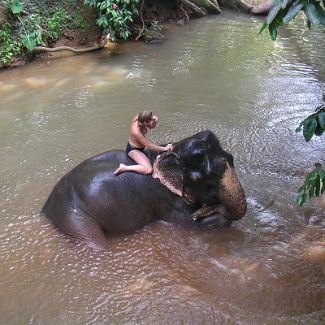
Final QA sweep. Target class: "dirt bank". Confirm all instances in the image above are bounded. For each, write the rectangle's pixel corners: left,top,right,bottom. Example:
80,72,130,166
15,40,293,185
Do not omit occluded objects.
0,0,270,69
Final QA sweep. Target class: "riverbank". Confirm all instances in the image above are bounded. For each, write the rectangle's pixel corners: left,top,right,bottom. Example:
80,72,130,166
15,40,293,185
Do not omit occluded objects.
0,0,270,69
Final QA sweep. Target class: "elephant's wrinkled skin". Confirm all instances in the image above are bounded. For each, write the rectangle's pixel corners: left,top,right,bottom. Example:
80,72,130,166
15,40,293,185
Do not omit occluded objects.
41,130,247,249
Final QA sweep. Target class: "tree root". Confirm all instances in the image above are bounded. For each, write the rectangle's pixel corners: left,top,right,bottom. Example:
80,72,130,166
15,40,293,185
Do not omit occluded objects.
233,0,272,15
234,0,252,13
179,0,208,16
33,35,110,54
180,2,190,23
207,0,221,13
34,45,101,53
250,0,273,15
135,0,146,41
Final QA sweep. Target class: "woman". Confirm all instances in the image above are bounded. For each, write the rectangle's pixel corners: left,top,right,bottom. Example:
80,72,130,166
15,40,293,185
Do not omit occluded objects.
114,111,173,175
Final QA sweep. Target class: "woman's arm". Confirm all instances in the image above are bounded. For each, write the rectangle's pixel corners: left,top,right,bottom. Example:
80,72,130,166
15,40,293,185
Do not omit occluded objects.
140,135,172,152
133,129,172,152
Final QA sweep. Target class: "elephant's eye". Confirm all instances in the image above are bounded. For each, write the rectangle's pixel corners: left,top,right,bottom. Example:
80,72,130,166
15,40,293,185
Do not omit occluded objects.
192,151,204,165
192,148,204,158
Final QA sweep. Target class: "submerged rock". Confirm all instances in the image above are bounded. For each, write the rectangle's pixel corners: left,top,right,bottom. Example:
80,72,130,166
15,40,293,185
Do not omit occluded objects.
143,30,165,43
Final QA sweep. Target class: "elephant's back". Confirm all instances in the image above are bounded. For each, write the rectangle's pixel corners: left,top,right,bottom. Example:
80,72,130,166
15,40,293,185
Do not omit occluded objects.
87,149,156,165
89,150,128,164
40,151,124,222
41,149,170,235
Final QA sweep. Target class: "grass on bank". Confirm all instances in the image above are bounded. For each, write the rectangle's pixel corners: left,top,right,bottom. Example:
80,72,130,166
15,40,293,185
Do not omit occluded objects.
0,0,89,66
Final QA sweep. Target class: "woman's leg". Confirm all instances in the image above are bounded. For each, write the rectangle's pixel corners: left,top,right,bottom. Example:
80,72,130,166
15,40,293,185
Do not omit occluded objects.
114,150,153,175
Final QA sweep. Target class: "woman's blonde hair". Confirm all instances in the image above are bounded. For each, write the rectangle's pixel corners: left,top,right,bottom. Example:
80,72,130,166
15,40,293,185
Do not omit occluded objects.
138,111,153,124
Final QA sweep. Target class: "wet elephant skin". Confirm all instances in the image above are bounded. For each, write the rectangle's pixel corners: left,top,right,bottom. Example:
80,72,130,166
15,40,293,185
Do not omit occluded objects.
41,130,247,249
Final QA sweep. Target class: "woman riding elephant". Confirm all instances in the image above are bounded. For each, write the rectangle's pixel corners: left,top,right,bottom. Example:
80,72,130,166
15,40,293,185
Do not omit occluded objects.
114,111,173,175
41,130,247,250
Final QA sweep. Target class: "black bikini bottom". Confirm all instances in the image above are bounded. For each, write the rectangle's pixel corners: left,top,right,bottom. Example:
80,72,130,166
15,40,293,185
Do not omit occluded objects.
126,142,145,155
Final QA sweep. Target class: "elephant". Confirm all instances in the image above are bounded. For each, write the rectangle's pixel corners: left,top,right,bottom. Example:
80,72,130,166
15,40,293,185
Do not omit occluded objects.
41,130,247,249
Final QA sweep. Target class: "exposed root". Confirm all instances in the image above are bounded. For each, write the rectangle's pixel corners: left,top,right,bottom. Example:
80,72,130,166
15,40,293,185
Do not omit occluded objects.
179,0,208,16
235,0,272,15
34,34,110,54
135,0,146,41
180,2,190,23
250,0,273,15
206,0,221,13
235,0,252,13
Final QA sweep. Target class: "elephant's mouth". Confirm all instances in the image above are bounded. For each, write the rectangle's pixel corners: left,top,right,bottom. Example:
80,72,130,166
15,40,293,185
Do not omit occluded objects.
195,213,232,227
192,204,232,227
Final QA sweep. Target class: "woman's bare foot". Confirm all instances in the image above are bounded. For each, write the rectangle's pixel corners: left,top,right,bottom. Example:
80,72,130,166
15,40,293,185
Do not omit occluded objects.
114,163,127,175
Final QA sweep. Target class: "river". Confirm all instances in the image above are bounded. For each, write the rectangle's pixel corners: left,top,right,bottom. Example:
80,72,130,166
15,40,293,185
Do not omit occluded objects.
0,11,324,324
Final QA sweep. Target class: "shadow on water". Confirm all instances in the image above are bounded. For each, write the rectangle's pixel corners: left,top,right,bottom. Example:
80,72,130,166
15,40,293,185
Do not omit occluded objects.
0,11,324,324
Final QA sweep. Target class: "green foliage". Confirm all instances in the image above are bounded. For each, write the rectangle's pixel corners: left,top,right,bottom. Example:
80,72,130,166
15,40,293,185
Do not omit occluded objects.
11,0,23,14
259,0,325,40
21,28,45,51
295,98,325,142
83,0,140,41
44,7,72,41
9,1,44,52
295,96,325,206
151,19,162,32
0,23,21,65
296,163,325,206
44,6,88,42
258,1,325,206
0,0,89,63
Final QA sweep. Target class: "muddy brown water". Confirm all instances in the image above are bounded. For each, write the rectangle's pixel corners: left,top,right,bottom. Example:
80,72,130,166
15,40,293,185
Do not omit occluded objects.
1,11,325,324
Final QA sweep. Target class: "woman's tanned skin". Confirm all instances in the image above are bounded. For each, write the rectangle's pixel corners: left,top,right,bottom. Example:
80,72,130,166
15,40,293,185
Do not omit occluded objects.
114,112,173,175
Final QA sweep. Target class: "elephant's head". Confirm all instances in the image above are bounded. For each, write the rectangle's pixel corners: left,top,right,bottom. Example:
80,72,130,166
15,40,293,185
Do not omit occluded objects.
153,130,247,224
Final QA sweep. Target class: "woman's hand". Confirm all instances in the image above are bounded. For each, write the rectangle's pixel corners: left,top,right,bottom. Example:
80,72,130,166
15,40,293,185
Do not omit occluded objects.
164,144,173,151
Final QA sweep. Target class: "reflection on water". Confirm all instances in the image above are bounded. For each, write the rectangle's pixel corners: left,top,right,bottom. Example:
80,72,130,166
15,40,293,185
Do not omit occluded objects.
0,11,325,324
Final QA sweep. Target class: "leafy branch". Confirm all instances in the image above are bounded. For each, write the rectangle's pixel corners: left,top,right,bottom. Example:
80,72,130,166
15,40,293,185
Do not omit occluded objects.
10,0,44,51
295,95,325,142
296,163,325,206
295,95,325,206
259,0,325,40
83,0,140,41
259,1,325,206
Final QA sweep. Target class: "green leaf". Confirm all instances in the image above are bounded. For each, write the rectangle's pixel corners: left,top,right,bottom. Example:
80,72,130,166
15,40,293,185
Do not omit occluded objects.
269,23,278,41
307,19,312,28
319,169,325,178
21,34,36,52
283,0,305,23
11,0,24,14
281,0,290,9
304,1,325,25
295,123,303,132
266,0,284,24
295,194,304,207
314,175,321,196
298,185,305,193
36,32,46,47
315,163,322,170
303,118,317,141
297,164,325,206
318,111,325,128
308,185,315,198
100,2,107,10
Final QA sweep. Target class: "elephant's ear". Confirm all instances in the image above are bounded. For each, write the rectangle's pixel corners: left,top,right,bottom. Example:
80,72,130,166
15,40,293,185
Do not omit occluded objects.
153,152,183,197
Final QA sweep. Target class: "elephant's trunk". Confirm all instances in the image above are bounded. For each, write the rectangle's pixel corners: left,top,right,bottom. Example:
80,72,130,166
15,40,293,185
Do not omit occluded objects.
218,163,247,221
